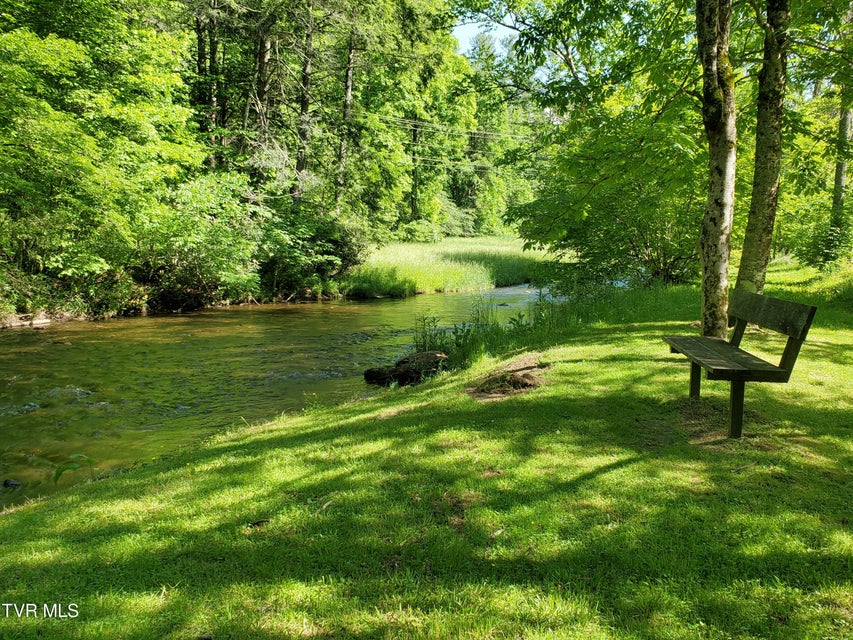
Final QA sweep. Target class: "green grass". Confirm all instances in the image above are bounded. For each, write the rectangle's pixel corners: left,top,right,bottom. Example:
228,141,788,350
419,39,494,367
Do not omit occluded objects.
1,261,851,639
343,236,551,298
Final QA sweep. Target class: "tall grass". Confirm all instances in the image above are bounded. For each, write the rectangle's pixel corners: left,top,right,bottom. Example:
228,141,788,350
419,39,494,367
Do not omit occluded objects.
414,254,851,372
343,237,550,298
414,282,703,368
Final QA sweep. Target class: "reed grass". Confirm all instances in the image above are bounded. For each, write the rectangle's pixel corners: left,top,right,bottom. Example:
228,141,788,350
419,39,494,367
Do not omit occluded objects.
343,237,550,298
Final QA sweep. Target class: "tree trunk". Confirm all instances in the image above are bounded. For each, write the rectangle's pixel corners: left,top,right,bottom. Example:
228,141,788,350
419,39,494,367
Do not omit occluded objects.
409,121,421,223
735,0,789,294
257,35,272,117
696,0,737,338
290,0,314,208
241,6,276,135
194,15,209,129
828,88,851,257
336,35,356,203
204,0,222,167
208,1,220,134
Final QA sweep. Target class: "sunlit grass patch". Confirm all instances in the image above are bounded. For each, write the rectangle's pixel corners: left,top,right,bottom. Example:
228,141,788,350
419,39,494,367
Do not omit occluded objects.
344,236,550,297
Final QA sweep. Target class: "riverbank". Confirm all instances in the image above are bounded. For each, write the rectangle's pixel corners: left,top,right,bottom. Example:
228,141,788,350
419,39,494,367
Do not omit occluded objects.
1,262,851,639
1,237,550,329
0,310,89,330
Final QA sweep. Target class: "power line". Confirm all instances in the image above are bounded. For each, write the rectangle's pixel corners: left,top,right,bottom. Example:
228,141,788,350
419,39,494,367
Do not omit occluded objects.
398,138,508,158
403,155,538,178
367,113,532,141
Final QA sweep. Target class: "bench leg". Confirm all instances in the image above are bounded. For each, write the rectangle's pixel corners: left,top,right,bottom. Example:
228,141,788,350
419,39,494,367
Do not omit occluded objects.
728,381,745,438
689,363,701,398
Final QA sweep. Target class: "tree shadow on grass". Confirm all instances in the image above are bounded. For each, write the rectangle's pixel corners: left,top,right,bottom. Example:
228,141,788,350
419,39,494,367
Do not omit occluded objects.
1,325,850,639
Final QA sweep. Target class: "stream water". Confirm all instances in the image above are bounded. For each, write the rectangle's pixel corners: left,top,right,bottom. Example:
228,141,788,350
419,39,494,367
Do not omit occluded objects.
0,286,540,507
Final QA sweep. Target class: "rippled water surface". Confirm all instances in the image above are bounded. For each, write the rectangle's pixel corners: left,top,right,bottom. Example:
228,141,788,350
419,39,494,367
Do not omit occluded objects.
0,287,540,506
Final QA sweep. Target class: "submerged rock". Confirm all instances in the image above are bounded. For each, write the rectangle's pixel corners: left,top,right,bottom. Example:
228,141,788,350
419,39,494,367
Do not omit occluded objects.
364,351,449,386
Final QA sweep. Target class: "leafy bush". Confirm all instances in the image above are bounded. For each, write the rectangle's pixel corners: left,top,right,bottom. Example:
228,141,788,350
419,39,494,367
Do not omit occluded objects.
437,193,478,237
507,92,704,286
0,264,59,315
69,269,146,317
133,173,265,311
794,217,852,269
397,219,442,243
258,207,368,300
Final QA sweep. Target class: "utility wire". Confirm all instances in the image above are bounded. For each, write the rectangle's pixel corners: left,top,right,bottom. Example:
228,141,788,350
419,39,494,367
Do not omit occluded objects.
398,138,508,157
367,113,533,140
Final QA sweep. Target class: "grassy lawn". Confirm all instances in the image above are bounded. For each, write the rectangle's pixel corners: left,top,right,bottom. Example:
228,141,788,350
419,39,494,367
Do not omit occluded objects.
343,237,551,298
1,263,851,639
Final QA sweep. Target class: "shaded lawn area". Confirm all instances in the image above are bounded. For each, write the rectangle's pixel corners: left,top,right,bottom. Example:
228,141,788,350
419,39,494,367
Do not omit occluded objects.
1,313,851,639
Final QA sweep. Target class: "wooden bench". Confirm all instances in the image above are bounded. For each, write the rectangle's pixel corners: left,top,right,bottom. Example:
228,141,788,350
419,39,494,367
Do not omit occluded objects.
663,289,817,438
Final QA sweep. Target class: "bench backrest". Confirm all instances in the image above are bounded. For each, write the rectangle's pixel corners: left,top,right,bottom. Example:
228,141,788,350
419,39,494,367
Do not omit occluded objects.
728,289,817,375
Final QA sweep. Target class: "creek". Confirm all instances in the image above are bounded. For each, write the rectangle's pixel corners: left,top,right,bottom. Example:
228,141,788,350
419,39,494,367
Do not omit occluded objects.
0,286,540,507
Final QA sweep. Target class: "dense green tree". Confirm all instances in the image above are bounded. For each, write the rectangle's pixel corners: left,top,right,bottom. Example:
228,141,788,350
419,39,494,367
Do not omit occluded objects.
0,1,212,313
457,0,849,332
457,0,708,286
825,1,853,262
770,0,853,266
1,0,540,314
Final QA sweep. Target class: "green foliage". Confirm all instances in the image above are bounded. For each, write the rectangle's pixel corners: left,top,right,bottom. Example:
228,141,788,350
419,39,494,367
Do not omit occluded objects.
510,96,704,285
258,205,368,300
413,296,524,368
0,13,209,314
0,0,541,316
456,1,709,287
343,237,546,297
775,88,852,267
0,264,54,315
412,292,569,368
811,259,853,307
343,265,420,298
133,173,266,311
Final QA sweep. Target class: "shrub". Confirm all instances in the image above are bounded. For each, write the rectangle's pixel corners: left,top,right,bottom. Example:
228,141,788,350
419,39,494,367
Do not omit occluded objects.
259,208,368,300
133,173,265,311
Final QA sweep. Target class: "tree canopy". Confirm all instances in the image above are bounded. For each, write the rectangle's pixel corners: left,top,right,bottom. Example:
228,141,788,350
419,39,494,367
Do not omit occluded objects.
458,0,852,331
0,0,539,315
1,0,850,318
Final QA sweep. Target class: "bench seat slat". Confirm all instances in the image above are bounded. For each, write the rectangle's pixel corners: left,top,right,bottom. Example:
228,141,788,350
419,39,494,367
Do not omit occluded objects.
663,335,789,382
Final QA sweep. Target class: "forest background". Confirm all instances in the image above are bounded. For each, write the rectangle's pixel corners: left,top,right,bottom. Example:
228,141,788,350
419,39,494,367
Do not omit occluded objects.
1,0,851,319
